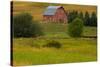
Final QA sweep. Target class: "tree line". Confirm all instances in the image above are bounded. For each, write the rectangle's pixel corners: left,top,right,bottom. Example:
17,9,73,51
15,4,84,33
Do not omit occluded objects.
67,11,97,26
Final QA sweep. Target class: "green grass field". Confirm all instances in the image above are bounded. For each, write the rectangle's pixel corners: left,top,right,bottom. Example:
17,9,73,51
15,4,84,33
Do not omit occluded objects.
13,23,97,66
39,23,97,36
13,38,97,66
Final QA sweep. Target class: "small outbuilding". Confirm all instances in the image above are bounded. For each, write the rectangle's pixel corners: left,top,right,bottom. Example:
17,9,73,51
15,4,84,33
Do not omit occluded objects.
43,6,67,23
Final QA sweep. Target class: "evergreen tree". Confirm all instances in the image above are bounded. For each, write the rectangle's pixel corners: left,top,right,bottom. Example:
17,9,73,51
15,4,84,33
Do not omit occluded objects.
68,10,78,23
78,12,84,21
84,12,90,26
90,12,97,26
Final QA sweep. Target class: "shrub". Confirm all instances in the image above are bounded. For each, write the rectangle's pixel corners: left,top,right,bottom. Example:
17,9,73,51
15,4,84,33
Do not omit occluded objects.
43,40,62,49
13,12,43,37
30,21,44,37
68,18,84,37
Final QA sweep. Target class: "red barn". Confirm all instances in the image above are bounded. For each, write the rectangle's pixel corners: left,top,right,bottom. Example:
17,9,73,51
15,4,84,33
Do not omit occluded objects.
43,6,67,23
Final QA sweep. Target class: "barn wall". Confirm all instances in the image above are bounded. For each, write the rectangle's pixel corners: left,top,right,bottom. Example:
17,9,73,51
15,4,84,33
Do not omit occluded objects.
43,7,68,23
55,8,67,23
43,15,54,22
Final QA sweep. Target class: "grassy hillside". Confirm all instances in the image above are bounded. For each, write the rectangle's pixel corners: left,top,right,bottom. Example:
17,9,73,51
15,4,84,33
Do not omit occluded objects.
12,1,97,21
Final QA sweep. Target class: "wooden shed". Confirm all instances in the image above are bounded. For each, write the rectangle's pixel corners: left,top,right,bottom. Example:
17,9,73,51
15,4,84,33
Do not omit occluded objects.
43,6,67,23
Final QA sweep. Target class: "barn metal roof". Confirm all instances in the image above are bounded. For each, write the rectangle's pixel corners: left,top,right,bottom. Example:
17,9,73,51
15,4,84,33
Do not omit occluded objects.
43,6,62,15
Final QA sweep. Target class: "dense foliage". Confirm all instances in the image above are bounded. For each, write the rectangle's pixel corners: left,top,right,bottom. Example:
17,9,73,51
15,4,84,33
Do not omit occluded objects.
67,11,97,26
90,12,97,26
13,13,43,37
68,18,84,37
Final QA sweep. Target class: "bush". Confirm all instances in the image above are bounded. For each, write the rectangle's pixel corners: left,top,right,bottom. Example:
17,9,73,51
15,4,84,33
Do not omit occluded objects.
43,40,62,49
13,12,43,37
68,18,84,37
30,21,44,37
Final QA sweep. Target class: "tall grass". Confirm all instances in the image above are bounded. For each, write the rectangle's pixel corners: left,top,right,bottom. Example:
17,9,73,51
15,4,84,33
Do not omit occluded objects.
13,38,97,66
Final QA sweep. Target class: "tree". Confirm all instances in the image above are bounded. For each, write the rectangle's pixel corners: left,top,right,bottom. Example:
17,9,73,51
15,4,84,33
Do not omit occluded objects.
68,18,84,37
90,12,97,26
84,12,91,26
78,12,84,21
13,12,43,37
68,11,79,23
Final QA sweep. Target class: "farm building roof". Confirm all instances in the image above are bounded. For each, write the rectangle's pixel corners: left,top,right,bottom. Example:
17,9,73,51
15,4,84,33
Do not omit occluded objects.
43,6,62,15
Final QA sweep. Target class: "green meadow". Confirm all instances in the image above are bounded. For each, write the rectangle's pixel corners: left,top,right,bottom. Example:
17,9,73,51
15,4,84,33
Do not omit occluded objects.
13,38,97,65
13,23,97,66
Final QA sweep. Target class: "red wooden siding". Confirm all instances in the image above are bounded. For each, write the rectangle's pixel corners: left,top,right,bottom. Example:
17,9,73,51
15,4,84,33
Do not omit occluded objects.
43,7,67,23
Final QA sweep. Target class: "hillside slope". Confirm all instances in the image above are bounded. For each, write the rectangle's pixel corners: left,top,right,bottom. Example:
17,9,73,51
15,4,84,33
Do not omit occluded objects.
12,1,97,21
